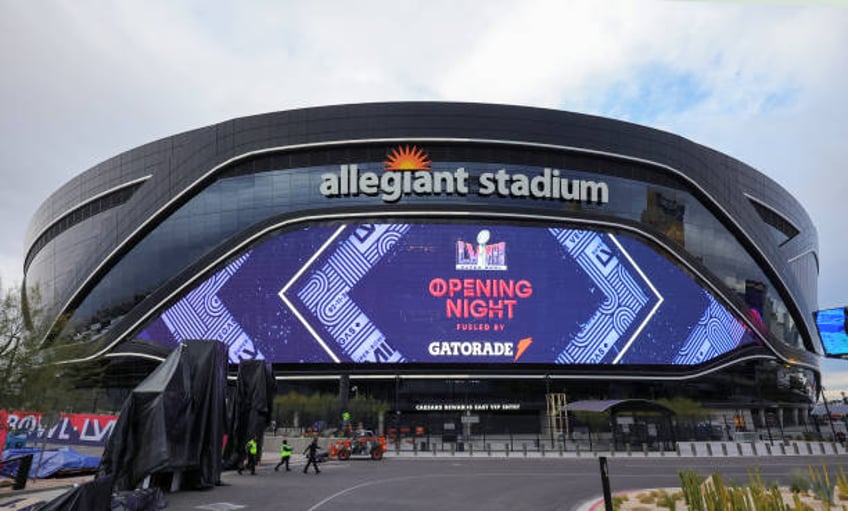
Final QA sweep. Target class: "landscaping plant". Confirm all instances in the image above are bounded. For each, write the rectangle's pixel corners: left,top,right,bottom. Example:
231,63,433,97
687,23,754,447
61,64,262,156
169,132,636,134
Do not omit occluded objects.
809,463,834,507
836,465,848,501
679,469,706,511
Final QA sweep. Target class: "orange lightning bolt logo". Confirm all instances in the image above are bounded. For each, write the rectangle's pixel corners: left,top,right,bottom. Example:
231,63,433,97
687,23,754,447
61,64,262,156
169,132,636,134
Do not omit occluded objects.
514,337,533,362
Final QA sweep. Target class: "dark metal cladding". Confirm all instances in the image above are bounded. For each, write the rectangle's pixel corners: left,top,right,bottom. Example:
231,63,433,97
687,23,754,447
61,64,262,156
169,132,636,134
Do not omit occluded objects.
24,103,820,395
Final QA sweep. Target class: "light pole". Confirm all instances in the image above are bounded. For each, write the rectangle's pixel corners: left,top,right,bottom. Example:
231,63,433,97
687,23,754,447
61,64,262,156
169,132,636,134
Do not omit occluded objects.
546,374,554,448
820,385,838,441
394,375,400,448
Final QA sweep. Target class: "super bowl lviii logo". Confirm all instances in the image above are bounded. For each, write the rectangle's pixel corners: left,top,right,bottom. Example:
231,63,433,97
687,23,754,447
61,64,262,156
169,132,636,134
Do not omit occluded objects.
456,229,507,271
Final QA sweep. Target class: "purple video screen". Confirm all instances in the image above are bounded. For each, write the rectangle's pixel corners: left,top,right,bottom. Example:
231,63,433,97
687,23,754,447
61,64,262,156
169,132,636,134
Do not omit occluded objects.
138,222,753,365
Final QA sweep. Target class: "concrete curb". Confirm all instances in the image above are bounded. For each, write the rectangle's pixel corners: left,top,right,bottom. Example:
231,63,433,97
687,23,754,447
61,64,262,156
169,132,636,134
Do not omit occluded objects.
0,483,75,498
574,496,604,511
0,486,74,509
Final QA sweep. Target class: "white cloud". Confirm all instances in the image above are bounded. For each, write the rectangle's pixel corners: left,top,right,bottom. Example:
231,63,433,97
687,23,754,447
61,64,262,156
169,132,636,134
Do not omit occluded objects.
821,358,848,399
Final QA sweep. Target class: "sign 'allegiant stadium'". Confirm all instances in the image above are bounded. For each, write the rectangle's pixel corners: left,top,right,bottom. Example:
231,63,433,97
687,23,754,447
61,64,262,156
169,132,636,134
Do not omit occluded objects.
319,165,610,204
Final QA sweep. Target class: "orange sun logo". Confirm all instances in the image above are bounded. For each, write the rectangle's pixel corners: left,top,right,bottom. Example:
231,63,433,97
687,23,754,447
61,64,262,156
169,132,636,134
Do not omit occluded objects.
383,145,431,171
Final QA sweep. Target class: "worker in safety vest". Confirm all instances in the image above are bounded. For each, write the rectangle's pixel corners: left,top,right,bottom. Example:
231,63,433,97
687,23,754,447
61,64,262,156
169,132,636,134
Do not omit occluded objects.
275,439,293,472
239,435,258,475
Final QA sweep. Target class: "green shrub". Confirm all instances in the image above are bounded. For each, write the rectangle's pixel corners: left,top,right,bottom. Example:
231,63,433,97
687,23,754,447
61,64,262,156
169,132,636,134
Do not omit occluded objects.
703,473,729,511
678,470,705,511
676,465,814,511
747,466,766,505
611,494,628,511
657,491,676,510
809,463,834,505
790,469,811,493
637,492,655,504
272,391,389,431
792,492,814,511
727,485,752,511
836,464,848,500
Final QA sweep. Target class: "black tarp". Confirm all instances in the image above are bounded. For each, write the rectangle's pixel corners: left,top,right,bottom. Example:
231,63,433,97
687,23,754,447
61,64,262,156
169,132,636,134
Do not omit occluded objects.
38,475,114,511
110,488,167,511
222,360,275,470
99,340,227,491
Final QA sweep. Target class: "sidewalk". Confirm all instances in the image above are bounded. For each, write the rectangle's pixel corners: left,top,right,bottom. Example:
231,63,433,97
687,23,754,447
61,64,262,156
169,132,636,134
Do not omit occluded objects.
0,474,93,509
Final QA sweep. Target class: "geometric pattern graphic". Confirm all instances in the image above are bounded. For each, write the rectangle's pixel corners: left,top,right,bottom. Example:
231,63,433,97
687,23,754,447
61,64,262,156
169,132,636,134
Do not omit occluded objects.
159,252,263,362
673,291,748,365
139,221,754,366
548,228,660,364
284,224,410,363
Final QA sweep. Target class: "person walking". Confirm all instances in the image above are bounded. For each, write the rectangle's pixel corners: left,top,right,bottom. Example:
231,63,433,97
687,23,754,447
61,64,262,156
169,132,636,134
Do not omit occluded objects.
239,435,258,475
275,439,293,472
303,437,321,474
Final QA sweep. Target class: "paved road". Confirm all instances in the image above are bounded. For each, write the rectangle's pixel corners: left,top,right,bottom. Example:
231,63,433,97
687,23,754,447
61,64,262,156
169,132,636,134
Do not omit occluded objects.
164,454,843,511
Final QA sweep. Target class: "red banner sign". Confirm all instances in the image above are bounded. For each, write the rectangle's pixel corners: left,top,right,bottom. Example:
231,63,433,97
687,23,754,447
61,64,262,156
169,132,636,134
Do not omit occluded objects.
0,410,7,451
2,410,118,447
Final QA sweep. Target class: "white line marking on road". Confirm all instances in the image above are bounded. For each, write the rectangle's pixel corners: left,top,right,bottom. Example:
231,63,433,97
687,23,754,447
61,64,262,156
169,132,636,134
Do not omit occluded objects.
195,503,246,510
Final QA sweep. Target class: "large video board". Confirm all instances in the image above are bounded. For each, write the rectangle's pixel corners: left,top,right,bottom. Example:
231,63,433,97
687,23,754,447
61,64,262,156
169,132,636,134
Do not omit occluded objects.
815,307,848,357
138,222,753,365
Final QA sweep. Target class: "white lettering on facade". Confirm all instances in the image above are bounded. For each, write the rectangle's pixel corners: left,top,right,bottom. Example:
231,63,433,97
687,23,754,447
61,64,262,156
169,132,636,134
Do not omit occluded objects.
320,166,608,204
413,403,521,411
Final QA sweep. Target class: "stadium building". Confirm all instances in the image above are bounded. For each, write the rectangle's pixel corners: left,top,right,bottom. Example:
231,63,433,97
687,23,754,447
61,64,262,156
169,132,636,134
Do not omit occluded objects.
24,103,821,438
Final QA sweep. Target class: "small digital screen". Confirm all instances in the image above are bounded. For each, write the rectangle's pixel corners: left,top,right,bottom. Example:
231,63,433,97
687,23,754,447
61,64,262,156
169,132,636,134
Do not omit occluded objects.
815,307,848,357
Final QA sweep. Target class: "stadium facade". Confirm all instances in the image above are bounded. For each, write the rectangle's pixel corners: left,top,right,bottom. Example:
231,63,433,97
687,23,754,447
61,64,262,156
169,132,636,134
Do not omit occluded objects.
24,102,821,435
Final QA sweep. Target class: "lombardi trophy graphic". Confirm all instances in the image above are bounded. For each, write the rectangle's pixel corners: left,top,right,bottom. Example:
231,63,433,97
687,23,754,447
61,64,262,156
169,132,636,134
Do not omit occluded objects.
477,229,490,269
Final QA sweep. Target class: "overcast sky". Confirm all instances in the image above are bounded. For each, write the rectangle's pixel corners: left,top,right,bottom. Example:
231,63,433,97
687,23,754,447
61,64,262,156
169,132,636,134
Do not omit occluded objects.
1,0,847,394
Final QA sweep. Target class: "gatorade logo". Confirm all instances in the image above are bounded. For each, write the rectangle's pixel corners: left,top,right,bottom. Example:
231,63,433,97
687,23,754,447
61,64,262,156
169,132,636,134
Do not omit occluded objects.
426,337,532,362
